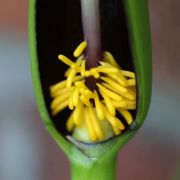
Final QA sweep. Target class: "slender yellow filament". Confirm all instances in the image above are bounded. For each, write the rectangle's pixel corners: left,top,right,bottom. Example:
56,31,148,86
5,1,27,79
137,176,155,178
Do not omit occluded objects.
80,60,86,76
85,108,97,141
80,95,92,107
102,104,124,135
107,73,127,87
96,66,119,74
58,55,74,66
68,93,74,110
50,80,67,94
51,87,74,98
66,112,75,132
97,83,123,101
50,76,82,96
73,101,83,126
117,109,133,125
73,41,87,57
72,88,80,106
88,107,104,141
67,69,77,88
100,90,116,116
90,68,100,78
121,70,135,79
52,100,69,116
112,100,127,108
65,56,84,77
101,76,127,93
103,51,120,68
51,91,71,109
94,91,104,120
127,79,136,86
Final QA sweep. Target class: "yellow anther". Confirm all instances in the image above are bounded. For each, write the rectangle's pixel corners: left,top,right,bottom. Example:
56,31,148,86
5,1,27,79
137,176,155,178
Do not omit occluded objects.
80,88,94,99
90,68,100,79
101,105,117,127
72,57,83,68
88,107,104,141
67,69,77,88
101,105,123,134
94,73,100,79
99,61,110,67
73,41,87,57
127,79,136,86
96,66,119,74
80,95,92,107
101,82,135,101
68,93,74,110
99,61,127,86
51,91,71,109
84,70,91,77
112,101,127,108
99,61,118,67
101,76,128,93
129,86,136,92
85,108,97,141
126,100,136,106
100,91,116,116
121,70,135,79
94,91,104,120
58,55,74,67
103,51,120,68
117,109,133,125
107,73,127,87
73,101,83,126
122,90,136,101
123,106,136,110
51,87,74,98
81,60,86,76
52,100,69,116
51,76,82,96
116,118,125,130
97,83,122,101
101,82,121,94
71,64,76,69
65,57,83,77
72,88,79,106
50,80,67,94
65,67,71,77
112,127,121,136
75,80,84,87
103,104,125,130
125,93,136,101
85,89,94,97
66,112,75,132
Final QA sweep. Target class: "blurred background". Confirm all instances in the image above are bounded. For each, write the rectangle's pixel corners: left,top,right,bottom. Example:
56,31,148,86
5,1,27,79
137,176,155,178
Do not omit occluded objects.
0,0,179,180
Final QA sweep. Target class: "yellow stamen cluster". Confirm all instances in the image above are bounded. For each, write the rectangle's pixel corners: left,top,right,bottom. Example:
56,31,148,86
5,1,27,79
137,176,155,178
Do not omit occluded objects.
50,41,136,142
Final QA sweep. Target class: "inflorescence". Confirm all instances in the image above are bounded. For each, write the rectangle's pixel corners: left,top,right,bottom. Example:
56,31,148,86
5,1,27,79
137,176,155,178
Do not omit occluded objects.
50,41,136,142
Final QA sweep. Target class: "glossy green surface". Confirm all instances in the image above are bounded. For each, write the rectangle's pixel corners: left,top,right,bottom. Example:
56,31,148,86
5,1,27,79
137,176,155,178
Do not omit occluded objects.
29,0,152,179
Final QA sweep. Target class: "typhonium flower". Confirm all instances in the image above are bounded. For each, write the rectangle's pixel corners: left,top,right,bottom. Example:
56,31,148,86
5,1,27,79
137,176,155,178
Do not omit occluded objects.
50,41,136,143
29,0,152,179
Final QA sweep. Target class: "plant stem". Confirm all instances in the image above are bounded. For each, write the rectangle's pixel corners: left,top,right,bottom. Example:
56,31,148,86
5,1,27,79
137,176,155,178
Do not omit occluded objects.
81,0,102,90
70,155,117,180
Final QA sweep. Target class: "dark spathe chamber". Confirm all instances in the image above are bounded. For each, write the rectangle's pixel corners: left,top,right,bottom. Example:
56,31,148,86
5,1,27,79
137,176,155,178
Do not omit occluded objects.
36,0,135,137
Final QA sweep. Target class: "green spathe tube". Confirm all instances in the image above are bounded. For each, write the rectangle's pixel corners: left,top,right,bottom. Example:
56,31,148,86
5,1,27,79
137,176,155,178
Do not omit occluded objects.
29,0,152,179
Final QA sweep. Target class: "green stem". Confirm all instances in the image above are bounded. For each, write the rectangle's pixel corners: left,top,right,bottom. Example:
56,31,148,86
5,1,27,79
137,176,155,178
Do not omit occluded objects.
70,154,117,180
